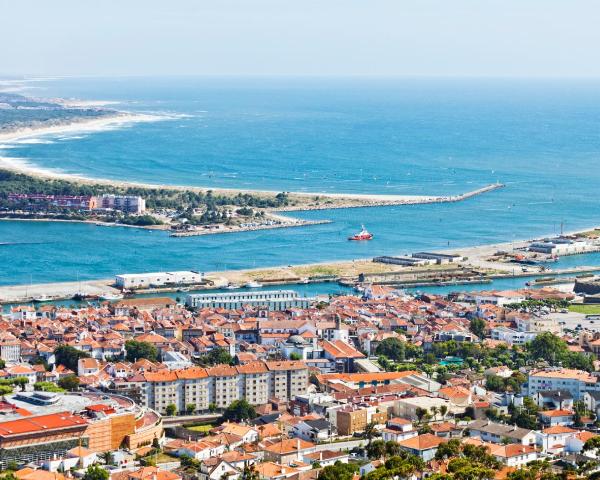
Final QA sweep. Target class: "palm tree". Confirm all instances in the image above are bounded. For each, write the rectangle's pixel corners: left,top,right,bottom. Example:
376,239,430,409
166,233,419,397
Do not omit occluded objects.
439,405,448,420
98,451,114,466
430,406,438,421
415,407,426,425
364,421,377,446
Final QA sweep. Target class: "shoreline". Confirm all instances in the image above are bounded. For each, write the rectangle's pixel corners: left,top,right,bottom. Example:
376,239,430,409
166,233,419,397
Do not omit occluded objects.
0,112,504,205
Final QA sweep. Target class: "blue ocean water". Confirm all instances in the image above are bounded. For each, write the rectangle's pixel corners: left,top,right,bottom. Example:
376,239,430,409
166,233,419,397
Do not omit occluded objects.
1,77,600,286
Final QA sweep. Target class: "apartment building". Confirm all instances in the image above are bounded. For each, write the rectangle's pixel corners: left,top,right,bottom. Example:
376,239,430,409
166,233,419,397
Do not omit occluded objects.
527,368,600,400
96,194,146,214
136,361,308,414
0,332,21,363
266,361,308,402
207,365,240,409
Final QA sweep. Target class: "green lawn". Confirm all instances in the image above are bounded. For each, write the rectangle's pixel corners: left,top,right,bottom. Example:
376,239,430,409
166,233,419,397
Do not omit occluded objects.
568,304,600,314
186,424,213,432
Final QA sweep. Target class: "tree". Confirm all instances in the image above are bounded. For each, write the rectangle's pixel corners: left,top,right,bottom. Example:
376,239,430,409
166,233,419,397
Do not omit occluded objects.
186,403,196,415
439,405,448,420
469,318,487,339
125,340,159,362
165,404,177,416
54,344,90,371
366,439,386,459
289,352,302,361
98,451,114,466
435,439,461,460
82,465,109,480
317,461,358,480
12,376,29,391
364,421,377,445
195,347,234,366
375,338,406,362
223,399,256,422
34,381,65,393
209,402,217,413
58,375,80,391
415,407,427,424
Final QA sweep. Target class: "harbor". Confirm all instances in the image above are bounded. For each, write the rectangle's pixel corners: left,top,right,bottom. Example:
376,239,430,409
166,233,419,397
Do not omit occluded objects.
4,230,600,305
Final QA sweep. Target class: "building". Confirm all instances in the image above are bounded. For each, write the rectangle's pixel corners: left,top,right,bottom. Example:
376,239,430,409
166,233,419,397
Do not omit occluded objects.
115,271,204,290
529,237,592,256
467,420,536,446
186,290,314,311
527,368,600,400
397,433,446,461
96,194,146,214
0,412,88,467
490,326,538,346
0,333,21,364
7,193,97,210
135,361,308,414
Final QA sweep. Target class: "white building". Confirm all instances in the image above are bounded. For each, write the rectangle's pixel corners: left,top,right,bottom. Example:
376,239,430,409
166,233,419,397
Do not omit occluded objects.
490,326,537,346
115,271,203,289
186,290,314,310
96,194,146,214
528,368,600,400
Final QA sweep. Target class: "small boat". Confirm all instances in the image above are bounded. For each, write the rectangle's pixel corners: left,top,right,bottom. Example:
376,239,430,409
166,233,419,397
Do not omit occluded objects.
177,287,191,292
33,295,52,303
245,281,263,288
99,293,124,301
348,225,373,241
225,283,240,290
300,278,310,284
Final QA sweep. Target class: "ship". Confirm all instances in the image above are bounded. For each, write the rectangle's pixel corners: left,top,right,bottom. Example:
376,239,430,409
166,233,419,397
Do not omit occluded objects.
348,225,373,241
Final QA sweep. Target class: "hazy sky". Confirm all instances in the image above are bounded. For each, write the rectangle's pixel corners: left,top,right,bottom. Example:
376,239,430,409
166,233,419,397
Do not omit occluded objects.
3,0,600,77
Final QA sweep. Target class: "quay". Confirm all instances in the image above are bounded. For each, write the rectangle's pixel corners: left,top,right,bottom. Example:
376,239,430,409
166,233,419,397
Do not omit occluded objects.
276,183,505,211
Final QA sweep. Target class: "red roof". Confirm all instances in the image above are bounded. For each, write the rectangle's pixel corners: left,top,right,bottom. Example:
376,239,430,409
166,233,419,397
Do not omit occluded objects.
0,412,87,437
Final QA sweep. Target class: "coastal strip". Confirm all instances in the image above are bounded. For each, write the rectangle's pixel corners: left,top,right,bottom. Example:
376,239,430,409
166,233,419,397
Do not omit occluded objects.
170,219,332,237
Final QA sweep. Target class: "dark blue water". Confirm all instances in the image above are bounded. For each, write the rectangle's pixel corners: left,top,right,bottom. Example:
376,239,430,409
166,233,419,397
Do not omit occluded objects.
1,77,600,286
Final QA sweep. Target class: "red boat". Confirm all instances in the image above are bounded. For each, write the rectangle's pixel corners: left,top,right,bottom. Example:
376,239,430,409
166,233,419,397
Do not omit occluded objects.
348,225,373,241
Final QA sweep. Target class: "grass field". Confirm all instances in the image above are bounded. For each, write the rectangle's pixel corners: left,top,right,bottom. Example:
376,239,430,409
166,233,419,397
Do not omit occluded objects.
186,424,213,433
569,304,600,314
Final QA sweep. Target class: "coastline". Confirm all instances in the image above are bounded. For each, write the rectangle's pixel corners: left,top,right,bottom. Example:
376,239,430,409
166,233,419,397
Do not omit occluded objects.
0,109,504,206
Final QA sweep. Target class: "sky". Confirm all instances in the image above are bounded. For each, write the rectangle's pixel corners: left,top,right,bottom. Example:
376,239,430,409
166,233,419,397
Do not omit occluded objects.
3,0,600,77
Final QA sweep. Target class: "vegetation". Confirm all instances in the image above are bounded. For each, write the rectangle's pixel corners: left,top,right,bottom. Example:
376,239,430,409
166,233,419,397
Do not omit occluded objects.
165,404,177,416
82,464,109,480
222,399,256,422
527,332,594,371
195,347,233,366
58,375,80,391
125,340,159,362
430,440,501,480
34,381,65,393
375,338,406,362
317,461,359,480
568,303,600,314
54,344,90,371
363,454,424,480
485,372,527,393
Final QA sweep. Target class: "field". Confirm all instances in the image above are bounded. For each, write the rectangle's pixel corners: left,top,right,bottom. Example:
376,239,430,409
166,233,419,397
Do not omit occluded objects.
186,424,213,433
568,304,600,314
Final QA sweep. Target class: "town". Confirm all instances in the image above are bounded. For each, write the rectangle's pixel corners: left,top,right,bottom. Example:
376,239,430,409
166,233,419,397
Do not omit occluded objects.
0,283,600,480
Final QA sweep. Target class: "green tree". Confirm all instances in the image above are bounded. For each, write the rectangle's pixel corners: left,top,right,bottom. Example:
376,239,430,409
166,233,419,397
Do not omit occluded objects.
54,344,90,371
469,318,487,339
34,381,65,392
165,404,177,416
186,403,197,415
82,465,109,480
375,338,406,362
364,421,377,445
366,439,386,459
58,375,80,391
125,340,159,362
289,352,302,361
317,461,358,480
223,399,256,422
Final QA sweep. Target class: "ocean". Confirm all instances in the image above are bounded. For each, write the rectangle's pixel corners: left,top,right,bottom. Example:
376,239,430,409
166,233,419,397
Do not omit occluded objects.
1,76,600,286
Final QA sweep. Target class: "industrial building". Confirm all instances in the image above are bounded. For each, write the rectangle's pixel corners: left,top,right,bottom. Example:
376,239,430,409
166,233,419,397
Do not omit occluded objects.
185,290,314,310
115,271,204,290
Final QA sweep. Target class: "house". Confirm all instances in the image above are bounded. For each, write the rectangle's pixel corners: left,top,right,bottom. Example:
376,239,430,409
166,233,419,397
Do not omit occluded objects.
198,458,240,480
535,390,574,411
291,418,332,442
489,444,538,467
381,418,417,443
565,431,598,455
467,420,536,446
397,433,447,461
583,391,600,416
263,439,316,465
538,409,574,427
78,357,100,377
536,426,579,454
